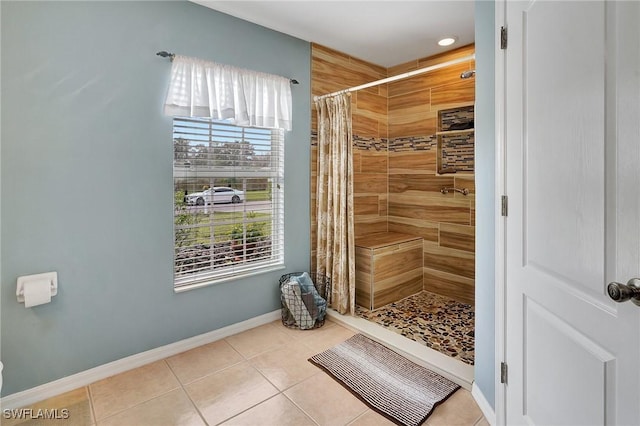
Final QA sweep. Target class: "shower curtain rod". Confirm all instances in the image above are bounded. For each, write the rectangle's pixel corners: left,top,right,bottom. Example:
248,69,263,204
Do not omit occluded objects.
313,54,475,101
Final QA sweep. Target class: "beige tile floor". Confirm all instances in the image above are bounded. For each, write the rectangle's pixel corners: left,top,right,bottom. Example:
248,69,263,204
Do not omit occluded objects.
4,320,487,426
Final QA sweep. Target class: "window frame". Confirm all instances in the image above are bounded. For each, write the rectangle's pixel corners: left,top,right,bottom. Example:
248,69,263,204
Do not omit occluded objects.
172,117,285,292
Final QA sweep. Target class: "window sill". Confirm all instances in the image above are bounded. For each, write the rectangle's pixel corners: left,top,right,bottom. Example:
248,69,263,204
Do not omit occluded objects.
174,263,287,293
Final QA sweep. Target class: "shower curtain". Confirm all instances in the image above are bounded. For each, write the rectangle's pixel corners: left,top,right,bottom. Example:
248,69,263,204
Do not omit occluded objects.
314,93,355,315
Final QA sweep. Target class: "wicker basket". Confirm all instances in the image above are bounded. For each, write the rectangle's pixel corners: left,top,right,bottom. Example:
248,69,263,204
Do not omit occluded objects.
279,272,331,329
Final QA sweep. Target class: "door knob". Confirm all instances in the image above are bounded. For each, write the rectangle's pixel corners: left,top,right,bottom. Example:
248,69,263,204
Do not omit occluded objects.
607,278,640,306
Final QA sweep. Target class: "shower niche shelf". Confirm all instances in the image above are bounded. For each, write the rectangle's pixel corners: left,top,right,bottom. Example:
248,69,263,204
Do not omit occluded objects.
436,104,475,175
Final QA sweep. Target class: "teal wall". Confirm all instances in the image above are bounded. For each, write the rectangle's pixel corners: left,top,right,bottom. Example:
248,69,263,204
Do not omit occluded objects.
474,0,496,409
0,1,311,396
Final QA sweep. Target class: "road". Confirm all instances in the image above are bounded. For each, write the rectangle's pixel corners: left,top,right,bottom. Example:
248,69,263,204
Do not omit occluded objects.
186,200,271,213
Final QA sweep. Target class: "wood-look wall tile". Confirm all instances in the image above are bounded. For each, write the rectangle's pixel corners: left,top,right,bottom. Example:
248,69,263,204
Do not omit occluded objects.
374,244,423,282
355,247,373,309
378,119,388,139
354,219,388,237
354,173,387,194
388,113,437,138
311,147,318,173
388,204,470,225
355,247,372,273
313,57,385,92
311,80,349,98
388,151,437,174
360,152,388,174
388,74,432,98
387,59,419,76
310,174,317,195
311,43,478,298
454,176,475,195
470,194,476,226
388,195,470,224
388,63,471,98
416,44,475,68
311,46,387,84
357,109,387,127
440,223,475,252
373,271,423,309
312,45,383,84
352,149,362,173
349,55,387,79
352,114,379,138
356,91,387,117
423,244,475,279
388,89,431,116
312,43,351,65
388,219,439,243
423,267,474,304
431,80,476,111
378,83,388,98
311,108,317,131
378,194,388,216
389,174,455,196
388,192,468,207
354,195,380,216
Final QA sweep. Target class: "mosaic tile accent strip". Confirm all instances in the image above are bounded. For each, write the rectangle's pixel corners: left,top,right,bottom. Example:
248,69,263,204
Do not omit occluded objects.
440,133,475,172
356,290,475,365
440,105,474,132
389,135,437,152
310,131,387,151
353,135,388,151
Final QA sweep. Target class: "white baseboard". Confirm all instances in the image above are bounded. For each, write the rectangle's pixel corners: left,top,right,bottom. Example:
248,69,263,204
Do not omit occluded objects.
472,382,496,425
0,309,281,410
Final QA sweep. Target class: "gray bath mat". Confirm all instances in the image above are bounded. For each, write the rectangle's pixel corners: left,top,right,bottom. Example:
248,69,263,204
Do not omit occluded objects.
308,334,460,426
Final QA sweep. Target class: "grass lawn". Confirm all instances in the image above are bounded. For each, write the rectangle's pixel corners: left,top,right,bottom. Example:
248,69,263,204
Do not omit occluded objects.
245,190,270,202
176,210,272,245
174,189,273,246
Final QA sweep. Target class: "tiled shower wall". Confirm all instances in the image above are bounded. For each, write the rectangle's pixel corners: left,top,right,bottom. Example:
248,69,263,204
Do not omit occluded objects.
311,43,476,304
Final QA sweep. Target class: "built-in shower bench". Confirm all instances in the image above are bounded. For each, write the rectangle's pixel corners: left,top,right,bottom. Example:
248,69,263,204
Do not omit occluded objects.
355,232,423,310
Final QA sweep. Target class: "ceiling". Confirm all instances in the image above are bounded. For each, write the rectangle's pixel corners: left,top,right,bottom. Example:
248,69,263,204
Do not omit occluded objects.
191,1,475,68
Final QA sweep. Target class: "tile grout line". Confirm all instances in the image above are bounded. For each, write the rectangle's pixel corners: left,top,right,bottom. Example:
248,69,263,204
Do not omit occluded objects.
171,325,296,425
91,386,180,424
86,385,98,425
222,321,350,425
162,358,211,426
91,361,186,424
279,384,322,426
224,329,317,424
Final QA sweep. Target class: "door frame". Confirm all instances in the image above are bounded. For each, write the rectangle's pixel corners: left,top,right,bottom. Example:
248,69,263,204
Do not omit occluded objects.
494,0,507,424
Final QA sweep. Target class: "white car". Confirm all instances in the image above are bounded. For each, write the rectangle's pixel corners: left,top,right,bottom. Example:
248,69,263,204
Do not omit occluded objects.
186,187,244,205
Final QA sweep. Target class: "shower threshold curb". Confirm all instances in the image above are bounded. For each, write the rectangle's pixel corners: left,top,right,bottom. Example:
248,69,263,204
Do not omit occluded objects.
326,309,474,390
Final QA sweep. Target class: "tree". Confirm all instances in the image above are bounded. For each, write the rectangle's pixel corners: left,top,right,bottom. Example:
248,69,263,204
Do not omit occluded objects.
211,140,256,167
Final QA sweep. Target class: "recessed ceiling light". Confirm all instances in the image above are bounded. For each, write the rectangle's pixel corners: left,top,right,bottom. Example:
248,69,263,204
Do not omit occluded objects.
438,37,457,47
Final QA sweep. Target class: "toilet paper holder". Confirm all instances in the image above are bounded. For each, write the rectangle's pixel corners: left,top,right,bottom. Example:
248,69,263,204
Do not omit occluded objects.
16,272,58,304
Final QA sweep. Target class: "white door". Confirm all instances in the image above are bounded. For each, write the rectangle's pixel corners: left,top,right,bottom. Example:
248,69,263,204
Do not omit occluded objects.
503,1,640,425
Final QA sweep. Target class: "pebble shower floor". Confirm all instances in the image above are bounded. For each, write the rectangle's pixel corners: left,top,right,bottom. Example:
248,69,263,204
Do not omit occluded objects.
356,290,475,365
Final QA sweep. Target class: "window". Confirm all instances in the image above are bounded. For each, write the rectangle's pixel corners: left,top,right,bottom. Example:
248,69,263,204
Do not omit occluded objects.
173,117,284,290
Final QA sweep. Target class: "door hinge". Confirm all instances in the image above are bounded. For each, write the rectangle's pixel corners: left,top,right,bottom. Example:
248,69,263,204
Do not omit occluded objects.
500,362,508,384
501,195,508,217
500,26,508,49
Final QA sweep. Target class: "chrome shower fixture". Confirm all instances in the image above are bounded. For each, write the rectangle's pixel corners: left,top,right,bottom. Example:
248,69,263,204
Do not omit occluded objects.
460,70,476,79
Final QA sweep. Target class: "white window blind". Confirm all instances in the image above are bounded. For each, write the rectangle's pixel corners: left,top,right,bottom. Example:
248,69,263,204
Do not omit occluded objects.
173,117,284,289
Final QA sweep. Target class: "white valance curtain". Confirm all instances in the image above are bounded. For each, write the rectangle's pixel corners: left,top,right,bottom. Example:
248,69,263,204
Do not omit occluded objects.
163,55,292,131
